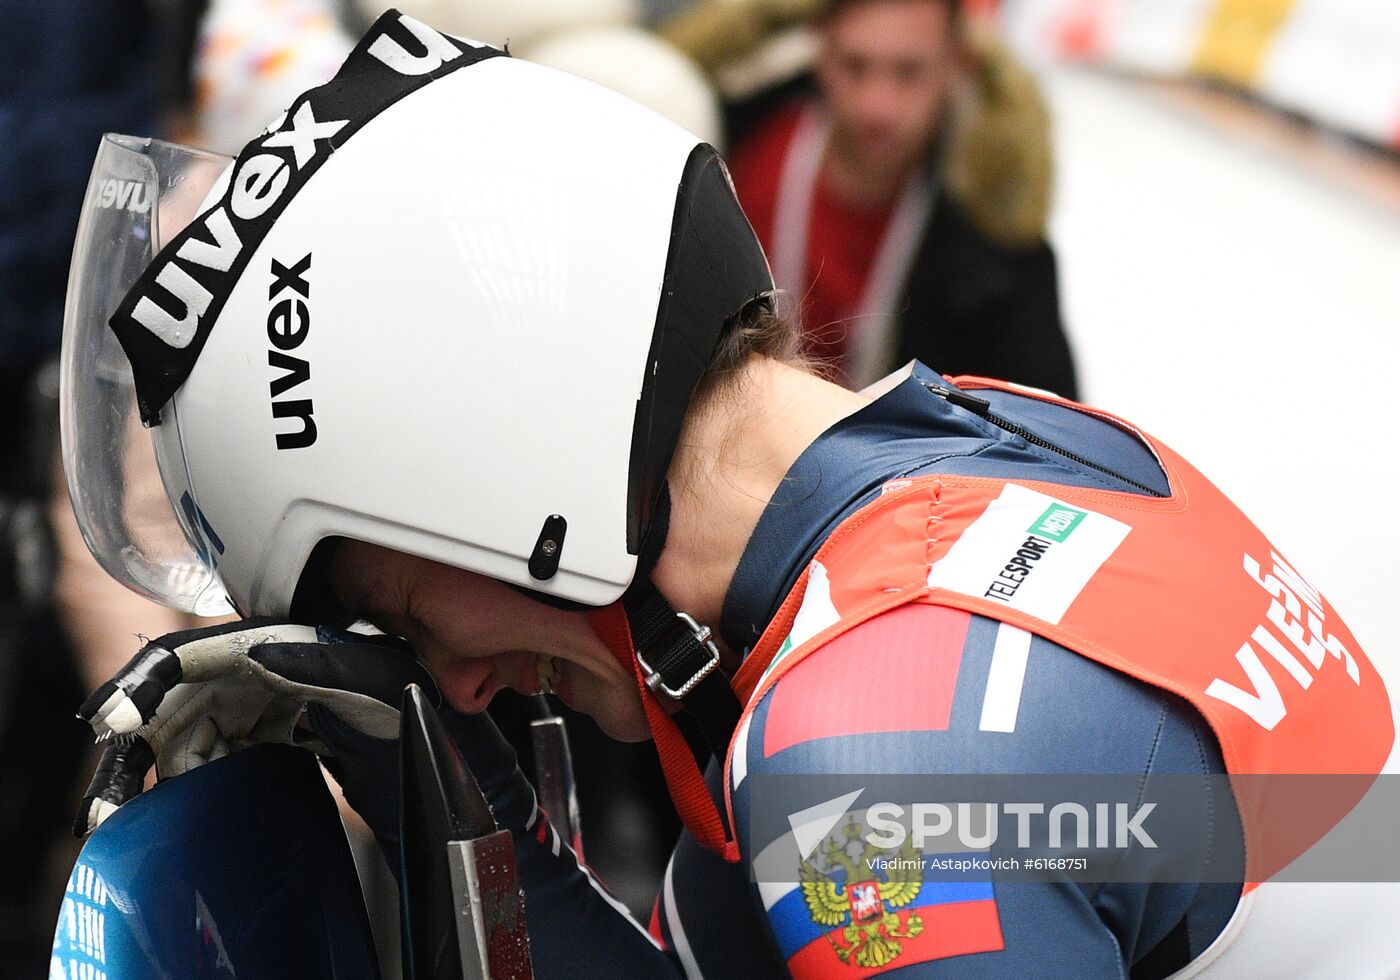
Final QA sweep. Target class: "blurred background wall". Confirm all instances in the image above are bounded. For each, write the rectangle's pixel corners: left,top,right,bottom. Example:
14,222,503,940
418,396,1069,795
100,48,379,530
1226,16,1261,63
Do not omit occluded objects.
990,0,1400,673
998,0,1400,151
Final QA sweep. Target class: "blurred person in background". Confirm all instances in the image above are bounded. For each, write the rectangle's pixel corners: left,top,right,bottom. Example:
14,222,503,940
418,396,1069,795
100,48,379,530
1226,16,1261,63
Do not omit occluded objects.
725,0,1078,394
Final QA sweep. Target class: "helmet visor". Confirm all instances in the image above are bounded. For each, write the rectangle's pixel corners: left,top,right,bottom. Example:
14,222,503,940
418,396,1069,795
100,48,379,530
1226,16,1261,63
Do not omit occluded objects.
60,134,235,615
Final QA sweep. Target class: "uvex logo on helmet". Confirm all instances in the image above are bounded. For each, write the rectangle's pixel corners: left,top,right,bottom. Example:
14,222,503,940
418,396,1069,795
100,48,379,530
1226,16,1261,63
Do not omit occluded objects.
128,103,348,351
109,11,502,426
266,253,316,450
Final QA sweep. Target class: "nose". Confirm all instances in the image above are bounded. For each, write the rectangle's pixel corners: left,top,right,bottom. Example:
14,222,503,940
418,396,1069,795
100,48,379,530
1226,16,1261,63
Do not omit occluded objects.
856,74,906,130
435,656,502,713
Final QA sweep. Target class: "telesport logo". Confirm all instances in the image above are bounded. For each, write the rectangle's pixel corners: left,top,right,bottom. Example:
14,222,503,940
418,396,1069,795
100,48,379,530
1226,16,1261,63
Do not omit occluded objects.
927,484,1129,624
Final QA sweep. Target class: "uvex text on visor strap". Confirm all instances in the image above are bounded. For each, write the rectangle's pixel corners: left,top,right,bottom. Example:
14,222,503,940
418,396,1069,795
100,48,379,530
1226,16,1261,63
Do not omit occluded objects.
108,10,505,426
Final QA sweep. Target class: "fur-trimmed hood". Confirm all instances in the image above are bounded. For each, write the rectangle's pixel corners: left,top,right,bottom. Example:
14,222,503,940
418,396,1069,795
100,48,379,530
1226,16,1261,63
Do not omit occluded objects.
946,31,1054,248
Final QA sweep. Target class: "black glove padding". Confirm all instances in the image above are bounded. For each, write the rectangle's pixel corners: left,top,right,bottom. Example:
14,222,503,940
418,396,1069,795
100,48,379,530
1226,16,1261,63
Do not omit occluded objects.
74,619,439,837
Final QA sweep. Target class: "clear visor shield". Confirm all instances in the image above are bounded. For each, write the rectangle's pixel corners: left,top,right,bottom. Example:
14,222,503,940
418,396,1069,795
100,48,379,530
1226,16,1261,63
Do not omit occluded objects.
60,135,235,615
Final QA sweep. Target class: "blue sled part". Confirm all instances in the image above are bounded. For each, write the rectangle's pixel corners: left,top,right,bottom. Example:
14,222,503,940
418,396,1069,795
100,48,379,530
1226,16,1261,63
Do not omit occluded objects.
50,743,381,979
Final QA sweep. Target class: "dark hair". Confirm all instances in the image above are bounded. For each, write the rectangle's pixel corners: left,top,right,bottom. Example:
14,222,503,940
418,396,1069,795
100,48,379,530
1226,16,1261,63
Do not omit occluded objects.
691,296,816,409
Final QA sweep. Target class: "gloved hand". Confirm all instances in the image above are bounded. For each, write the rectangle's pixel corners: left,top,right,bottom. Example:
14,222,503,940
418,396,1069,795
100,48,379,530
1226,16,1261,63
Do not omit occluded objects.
74,618,438,837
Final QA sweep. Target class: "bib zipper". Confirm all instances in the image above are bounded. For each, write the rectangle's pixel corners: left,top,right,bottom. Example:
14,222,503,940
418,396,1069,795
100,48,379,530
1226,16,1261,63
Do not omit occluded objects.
922,382,1168,498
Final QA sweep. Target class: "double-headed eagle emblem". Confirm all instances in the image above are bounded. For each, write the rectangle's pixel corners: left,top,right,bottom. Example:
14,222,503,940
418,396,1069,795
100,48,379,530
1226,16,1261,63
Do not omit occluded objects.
800,821,925,968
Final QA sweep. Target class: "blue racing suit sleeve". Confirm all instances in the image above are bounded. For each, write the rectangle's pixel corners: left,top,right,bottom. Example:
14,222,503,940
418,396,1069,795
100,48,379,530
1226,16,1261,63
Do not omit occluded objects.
729,610,1243,979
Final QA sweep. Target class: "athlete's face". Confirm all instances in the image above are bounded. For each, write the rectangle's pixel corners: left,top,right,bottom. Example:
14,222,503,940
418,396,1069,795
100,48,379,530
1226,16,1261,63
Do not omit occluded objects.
817,0,962,175
327,539,650,741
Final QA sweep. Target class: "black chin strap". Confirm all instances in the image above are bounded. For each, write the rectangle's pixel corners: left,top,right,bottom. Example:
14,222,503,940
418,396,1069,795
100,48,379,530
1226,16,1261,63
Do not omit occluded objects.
622,578,740,761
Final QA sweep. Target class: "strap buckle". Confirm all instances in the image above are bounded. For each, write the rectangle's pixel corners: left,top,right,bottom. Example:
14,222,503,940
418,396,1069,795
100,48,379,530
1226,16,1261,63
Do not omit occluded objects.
636,611,721,700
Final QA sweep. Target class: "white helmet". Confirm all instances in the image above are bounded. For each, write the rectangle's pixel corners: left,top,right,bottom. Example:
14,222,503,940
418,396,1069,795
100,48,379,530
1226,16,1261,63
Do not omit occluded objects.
61,10,773,619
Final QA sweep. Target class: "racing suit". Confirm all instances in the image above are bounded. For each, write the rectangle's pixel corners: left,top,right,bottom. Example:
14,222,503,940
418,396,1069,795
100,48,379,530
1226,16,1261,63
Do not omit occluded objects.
441,362,1396,978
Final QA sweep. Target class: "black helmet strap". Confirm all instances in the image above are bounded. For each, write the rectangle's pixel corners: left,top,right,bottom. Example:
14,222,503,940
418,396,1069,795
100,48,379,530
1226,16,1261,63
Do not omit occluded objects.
621,575,740,763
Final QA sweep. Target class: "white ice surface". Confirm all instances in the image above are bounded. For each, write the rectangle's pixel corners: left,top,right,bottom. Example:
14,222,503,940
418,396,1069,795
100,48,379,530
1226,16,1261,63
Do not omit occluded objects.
1042,67,1399,670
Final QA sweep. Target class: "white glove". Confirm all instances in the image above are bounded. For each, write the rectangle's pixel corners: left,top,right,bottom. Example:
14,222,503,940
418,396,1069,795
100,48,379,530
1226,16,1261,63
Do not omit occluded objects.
75,618,436,836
